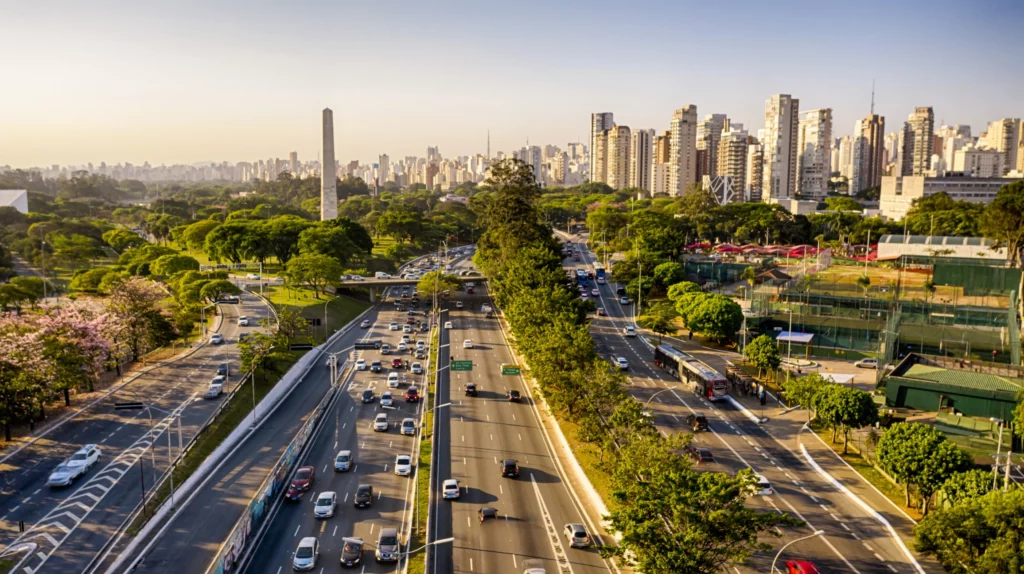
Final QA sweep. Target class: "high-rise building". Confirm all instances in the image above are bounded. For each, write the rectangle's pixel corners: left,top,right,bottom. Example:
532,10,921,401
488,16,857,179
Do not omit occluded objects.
590,113,614,182
746,136,764,203
795,109,832,200
651,130,672,196
320,108,337,220
654,131,671,164
717,129,749,199
954,145,1005,177
761,94,800,202
378,154,390,184
697,114,728,180
629,129,654,191
567,142,586,162
901,107,934,176
592,130,609,185
851,114,885,194
289,151,298,174
982,118,1021,176
606,126,631,190
669,105,698,196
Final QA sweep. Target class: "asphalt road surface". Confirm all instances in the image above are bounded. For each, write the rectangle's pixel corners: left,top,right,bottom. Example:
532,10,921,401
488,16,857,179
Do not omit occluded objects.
0,294,269,573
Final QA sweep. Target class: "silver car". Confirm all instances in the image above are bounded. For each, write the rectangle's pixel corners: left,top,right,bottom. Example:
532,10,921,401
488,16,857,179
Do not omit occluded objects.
374,413,389,432
314,492,337,518
292,537,318,570
334,450,352,472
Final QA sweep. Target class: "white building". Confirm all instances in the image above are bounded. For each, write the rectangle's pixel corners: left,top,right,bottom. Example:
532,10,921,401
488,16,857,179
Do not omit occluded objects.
982,118,1021,176
796,108,832,200
953,145,1005,177
629,128,654,191
669,105,698,196
879,175,1021,220
761,94,800,202
590,113,614,183
0,189,28,214
877,235,1006,260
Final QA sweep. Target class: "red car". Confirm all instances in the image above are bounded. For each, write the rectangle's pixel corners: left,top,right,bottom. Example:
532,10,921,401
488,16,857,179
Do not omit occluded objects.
786,561,820,574
286,466,315,501
406,317,416,324
392,358,403,369
597,307,607,316
467,287,474,294
405,386,420,403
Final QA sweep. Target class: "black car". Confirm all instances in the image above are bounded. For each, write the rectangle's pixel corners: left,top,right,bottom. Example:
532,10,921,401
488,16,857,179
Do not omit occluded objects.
501,459,519,478
354,484,373,508
370,360,382,373
616,286,626,296
686,413,709,432
507,390,521,402
340,538,363,568
361,389,375,403
464,383,477,397
217,362,229,376
688,447,714,463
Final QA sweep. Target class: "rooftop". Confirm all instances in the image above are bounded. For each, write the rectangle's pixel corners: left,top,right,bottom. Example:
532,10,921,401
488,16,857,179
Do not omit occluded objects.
900,363,1024,394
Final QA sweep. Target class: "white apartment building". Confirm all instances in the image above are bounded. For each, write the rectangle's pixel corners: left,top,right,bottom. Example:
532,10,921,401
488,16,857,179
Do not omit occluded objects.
746,138,764,202
879,175,1021,220
953,145,1005,177
796,108,832,200
669,105,698,196
761,94,800,202
697,114,728,179
982,118,1021,176
590,113,614,182
629,128,654,191
606,126,631,190
901,107,934,176
716,129,748,197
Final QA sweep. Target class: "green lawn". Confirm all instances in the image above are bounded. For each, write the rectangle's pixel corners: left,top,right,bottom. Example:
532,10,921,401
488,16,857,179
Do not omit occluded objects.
261,284,369,344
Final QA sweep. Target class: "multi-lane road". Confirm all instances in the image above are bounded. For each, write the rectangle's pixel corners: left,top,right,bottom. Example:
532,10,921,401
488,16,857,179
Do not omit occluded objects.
565,232,924,573
0,293,268,573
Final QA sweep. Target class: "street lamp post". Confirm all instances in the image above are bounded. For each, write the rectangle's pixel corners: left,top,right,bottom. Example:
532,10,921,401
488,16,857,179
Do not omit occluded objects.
323,294,342,341
770,530,825,573
200,304,216,341
992,417,1005,490
644,387,678,410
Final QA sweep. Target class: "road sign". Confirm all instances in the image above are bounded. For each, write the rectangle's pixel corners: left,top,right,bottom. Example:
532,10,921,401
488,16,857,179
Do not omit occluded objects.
114,402,144,410
451,360,473,371
501,365,521,376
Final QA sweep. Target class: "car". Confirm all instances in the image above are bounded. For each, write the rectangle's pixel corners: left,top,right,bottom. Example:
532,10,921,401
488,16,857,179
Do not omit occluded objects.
591,288,599,297
463,339,473,349
689,447,715,463
455,301,463,309
406,316,416,324
620,296,631,305
334,450,353,472
210,333,224,344
361,389,375,403
405,386,420,402
597,277,606,284
785,560,822,574
479,507,499,522
415,348,427,359
314,491,337,518
403,324,413,333
354,484,373,508
392,358,403,369
374,413,389,432
416,340,426,350
444,321,453,329
204,376,225,399
616,286,626,296
564,523,592,548
286,466,315,501
686,413,710,432
355,359,367,371
624,326,636,337
854,358,879,369
370,360,382,373
217,362,230,377
375,528,400,563
340,537,364,568
397,342,408,352
401,417,416,436
380,391,394,407
246,273,260,280
47,461,83,487
466,286,475,294
580,292,588,300
66,444,101,473
419,323,429,332
360,319,371,328
442,479,460,499
292,537,319,571
401,334,412,343
501,459,519,478
507,389,521,402
388,372,400,387
237,316,249,326
615,357,629,370
411,362,423,374
389,322,399,331
394,454,413,476
464,382,477,396
753,475,774,495
380,344,391,355
597,307,607,316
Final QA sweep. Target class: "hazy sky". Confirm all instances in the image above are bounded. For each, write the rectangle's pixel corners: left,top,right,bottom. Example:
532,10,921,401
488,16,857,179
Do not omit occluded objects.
2,0,1022,168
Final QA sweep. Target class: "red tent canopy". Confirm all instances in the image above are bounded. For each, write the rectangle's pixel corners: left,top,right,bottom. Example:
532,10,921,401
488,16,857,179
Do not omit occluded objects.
686,242,712,249
715,244,743,253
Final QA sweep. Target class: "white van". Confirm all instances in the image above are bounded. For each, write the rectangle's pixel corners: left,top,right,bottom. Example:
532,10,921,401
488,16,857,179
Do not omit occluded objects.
375,272,392,279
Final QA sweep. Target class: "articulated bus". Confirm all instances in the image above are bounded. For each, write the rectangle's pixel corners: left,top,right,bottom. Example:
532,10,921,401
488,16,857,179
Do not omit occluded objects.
653,344,729,402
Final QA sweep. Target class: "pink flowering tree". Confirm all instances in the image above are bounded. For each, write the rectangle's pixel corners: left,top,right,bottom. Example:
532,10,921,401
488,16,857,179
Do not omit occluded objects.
30,304,111,405
0,314,47,441
105,276,167,361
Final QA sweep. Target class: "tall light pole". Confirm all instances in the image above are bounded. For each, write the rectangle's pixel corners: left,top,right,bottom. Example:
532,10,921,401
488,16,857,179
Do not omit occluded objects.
770,530,825,573
644,387,678,410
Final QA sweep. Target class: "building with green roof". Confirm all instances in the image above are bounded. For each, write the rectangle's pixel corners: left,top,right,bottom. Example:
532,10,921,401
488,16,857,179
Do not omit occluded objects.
884,353,1022,420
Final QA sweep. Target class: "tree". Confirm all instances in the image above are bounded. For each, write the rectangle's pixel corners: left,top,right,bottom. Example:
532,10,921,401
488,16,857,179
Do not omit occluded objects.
981,180,1024,269
149,254,200,277
104,276,166,361
9,276,47,307
263,216,310,265
741,266,757,288
914,489,1024,573
102,229,146,252
940,469,997,507
782,372,828,421
877,422,972,513
825,196,864,212
688,294,743,343
639,302,678,344
416,271,461,303
297,224,358,266
238,331,286,383
199,279,242,304
856,274,871,295
284,254,342,298
0,316,48,440
815,385,879,454
180,219,221,251
652,262,685,290
744,334,781,379
33,304,110,404
667,281,701,303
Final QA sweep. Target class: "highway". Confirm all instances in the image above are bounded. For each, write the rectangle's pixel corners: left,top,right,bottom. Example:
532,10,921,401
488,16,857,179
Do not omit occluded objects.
565,232,922,574
0,293,269,573
427,260,614,573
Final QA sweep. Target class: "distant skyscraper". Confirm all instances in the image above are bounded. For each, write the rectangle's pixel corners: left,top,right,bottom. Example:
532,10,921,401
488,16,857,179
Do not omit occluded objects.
761,94,800,202
378,154,390,183
651,131,672,196
901,107,934,176
629,129,654,191
590,113,614,182
669,105,698,196
746,136,764,203
320,108,337,220
606,126,631,190
697,114,728,180
717,128,749,200
850,114,885,194
983,118,1021,175
289,151,298,174
796,108,832,200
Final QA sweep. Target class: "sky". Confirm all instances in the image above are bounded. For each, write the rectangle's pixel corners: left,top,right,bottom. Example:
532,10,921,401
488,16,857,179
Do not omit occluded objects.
2,0,1023,168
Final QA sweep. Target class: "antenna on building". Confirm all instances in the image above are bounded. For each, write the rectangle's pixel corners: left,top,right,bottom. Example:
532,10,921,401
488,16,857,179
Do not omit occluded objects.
870,79,875,115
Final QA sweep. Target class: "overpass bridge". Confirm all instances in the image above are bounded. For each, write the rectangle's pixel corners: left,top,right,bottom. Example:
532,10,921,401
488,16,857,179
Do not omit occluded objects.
334,275,486,302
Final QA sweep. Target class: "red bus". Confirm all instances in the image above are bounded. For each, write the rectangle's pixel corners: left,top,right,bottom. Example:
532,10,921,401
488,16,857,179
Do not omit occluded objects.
653,344,729,402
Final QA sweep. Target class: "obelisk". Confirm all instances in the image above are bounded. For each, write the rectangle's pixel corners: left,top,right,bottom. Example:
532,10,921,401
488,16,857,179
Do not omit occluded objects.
321,108,338,220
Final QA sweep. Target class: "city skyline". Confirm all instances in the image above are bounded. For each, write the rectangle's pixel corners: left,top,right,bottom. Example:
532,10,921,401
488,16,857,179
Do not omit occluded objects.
3,0,1023,167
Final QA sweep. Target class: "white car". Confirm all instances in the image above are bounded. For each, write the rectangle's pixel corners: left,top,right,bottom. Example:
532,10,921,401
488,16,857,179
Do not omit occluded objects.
416,340,426,351
355,359,367,371
624,326,636,337
753,475,774,495
360,319,371,328
47,461,84,487
381,391,394,407
616,357,629,370
411,362,423,375
854,358,879,369
397,342,408,352
403,324,413,333
442,479,460,499
374,413,389,432
388,372,400,387
389,322,399,331
444,321,453,330
591,288,599,297
313,492,337,518
246,273,260,280
293,537,319,570
394,454,413,476
580,292,588,300
455,301,464,309
401,334,412,343
463,339,473,349
620,296,631,305
237,316,249,326
66,444,101,473
349,275,364,281
334,450,353,472
210,333,224,344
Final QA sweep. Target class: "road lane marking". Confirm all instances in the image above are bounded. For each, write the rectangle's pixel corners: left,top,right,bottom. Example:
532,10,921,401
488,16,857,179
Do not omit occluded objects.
875,553,885,562
529,473,576,574
333,526,338,536
294,525,300,536
320,521,326,533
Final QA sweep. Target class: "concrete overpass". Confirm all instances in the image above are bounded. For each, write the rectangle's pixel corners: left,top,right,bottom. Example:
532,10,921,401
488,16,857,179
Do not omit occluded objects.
335,275,486,302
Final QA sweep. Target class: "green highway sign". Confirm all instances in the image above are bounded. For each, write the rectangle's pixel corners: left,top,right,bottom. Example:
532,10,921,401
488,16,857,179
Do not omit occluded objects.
501,365,521,376
451,360,473,371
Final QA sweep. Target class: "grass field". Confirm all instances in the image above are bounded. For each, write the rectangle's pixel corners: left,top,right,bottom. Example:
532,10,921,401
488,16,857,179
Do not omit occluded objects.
804,263,1009,308
261,284,369,344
